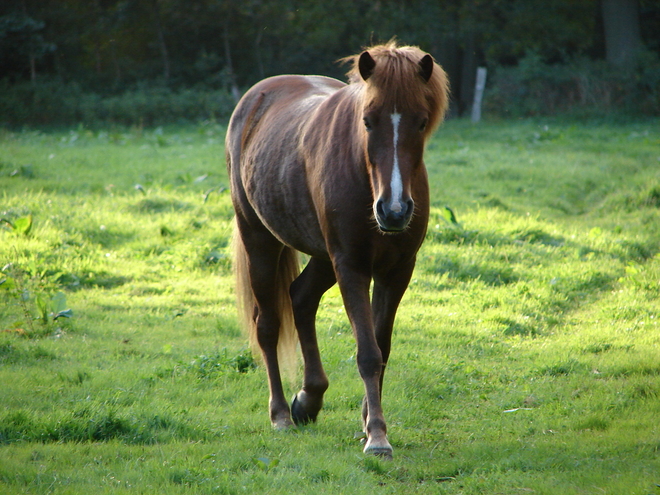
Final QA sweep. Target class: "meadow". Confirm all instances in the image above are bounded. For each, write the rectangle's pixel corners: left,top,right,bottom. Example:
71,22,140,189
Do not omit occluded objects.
1,117,659,494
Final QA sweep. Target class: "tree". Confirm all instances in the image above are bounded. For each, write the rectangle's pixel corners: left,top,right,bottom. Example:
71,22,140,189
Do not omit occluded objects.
0,11,54,83
602,0,643,67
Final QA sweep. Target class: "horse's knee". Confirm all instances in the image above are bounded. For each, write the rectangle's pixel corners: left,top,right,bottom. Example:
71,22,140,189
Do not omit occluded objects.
357,348,383,380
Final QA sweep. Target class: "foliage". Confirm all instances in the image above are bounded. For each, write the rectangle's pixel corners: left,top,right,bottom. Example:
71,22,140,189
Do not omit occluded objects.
1,0,660,124
0,120,659,493
0,12,55,74
0,215,32,235
0,79,236,127
1,260,72,338
487,50,660,117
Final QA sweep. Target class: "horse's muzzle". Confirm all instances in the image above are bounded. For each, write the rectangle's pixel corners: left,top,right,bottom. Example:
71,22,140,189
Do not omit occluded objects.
375,198,414,232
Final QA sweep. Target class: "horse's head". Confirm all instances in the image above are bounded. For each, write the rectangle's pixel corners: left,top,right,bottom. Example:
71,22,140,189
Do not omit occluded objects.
347,43,449,233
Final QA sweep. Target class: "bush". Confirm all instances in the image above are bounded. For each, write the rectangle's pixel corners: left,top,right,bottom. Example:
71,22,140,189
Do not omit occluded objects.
0,79,237,127
485,51,660,117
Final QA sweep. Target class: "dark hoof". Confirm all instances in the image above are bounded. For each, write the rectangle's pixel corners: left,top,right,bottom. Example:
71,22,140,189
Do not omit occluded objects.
368,448,393,461
363,437,393,459
291,394,318,426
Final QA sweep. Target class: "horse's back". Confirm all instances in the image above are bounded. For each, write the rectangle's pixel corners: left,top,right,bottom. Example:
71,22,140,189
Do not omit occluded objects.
227,74,344,162
227,75,346,257
229,75,343,134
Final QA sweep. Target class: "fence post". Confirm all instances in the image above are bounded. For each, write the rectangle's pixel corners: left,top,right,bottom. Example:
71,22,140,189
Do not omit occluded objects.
471,67,487,123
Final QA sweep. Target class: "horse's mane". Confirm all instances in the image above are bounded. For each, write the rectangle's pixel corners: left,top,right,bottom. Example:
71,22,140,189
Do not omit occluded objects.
343,41,449,136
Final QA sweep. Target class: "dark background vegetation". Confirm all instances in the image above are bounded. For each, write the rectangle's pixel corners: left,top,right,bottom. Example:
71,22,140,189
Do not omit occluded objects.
1,0,659,126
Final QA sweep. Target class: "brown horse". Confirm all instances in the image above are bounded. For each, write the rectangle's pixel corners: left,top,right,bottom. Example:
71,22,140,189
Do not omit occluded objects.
226,42,448,457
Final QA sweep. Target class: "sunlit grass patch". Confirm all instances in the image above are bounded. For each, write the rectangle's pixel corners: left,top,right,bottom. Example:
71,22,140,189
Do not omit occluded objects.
1,119,660,494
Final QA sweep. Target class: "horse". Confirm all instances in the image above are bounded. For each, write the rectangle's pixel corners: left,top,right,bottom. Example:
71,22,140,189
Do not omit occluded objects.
226,41,449,458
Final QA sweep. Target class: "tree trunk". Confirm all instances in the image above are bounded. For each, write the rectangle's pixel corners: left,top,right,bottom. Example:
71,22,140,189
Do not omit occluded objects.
433,31,461,118
29,54,36,84
255,28,265,81
459,32,477,116
111,42,121,86
95,41,102,75
152,0,170,82
602,0,643,67
223,23,241,102
21,0,36,84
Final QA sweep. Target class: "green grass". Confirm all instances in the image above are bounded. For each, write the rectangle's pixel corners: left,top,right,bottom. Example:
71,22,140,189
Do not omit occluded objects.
1,118,660,494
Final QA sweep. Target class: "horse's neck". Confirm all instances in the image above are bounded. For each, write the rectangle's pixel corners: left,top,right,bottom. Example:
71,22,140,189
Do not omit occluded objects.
301,86,363,160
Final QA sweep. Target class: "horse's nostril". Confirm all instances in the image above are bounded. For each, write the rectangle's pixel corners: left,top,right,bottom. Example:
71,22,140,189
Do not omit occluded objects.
376,199,386,218
405,199,414,215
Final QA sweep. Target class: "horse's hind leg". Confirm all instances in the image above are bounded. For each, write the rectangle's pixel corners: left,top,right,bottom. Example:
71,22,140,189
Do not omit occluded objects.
237,221,294,429
289,257,336,424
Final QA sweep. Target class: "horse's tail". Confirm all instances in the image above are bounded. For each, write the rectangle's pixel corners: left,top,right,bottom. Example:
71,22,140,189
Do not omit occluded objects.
232,221,299,380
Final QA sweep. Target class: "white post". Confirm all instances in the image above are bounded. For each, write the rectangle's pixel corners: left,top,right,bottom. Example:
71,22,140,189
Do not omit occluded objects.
471,67,487,123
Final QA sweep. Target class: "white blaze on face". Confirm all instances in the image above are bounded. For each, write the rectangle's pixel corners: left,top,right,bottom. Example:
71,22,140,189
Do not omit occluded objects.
390,112,403,213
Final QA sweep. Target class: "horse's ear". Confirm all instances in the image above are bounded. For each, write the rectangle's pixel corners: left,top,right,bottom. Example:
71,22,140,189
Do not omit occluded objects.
418,54,434,82
358,51,376,81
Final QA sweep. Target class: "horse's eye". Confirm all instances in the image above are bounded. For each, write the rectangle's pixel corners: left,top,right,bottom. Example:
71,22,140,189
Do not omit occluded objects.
363,118,372,131
420,119,428,132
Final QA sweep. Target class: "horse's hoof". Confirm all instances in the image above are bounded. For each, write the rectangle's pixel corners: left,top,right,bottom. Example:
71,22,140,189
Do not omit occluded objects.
363,438,393,459
291,394,318,426
271,416,295,430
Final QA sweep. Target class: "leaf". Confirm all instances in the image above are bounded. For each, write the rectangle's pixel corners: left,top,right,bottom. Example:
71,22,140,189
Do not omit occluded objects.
53,309,73,320
203,186,227,203
503,407,533,413
50,292,68,314
36,294,49,323
441,206,458,225
13,215,33,235
252,457,268,471
353,431,367,440
0,277,16,291
251,457,279,472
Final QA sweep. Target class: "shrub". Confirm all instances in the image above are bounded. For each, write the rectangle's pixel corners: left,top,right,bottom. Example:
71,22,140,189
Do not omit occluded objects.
0,79,236,127
485,51,660,117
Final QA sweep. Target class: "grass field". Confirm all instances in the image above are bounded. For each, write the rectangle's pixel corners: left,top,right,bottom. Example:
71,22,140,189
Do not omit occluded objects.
1,118,660,494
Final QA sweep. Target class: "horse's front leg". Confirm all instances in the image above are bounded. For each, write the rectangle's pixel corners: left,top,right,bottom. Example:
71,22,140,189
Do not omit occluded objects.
361,261,416,439
334,265,393,457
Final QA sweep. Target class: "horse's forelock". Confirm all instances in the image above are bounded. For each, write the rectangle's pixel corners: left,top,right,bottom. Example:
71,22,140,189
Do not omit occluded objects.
345,41,449,135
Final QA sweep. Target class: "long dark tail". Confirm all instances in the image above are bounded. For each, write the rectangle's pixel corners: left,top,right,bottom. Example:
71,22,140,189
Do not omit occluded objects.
232,220,299,379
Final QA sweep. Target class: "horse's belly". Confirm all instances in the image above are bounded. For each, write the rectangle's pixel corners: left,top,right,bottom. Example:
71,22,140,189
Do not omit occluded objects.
265,212,328,259
246,166,328,259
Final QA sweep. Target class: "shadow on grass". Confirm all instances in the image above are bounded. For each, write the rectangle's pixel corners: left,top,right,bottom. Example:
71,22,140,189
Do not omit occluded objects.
0,408,207,445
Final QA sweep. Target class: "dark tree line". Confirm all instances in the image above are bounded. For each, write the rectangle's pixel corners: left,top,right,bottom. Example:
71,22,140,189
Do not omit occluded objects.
1,0,659,121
